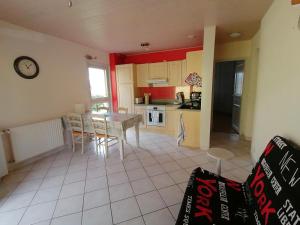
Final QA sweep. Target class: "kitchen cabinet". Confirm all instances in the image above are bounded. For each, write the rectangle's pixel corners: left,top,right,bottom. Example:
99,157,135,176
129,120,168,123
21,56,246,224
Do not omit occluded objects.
167,60,182,86
149,62,168,79
185,50,203,79
137,63,149,87
181,59,187,86
116,64,136,113
176,110,201,148
134,105,146,128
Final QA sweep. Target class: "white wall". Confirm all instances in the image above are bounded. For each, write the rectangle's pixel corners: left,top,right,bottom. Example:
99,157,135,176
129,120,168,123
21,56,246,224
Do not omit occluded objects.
0,20,108,128
251,0,300,161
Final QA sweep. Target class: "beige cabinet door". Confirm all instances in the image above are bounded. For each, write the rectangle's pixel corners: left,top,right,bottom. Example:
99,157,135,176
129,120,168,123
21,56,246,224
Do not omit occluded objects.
117,83,134,113
181,60,188,86
167,61,182,86
134,106,146,128
116,64,133,84
186,51,203,76
149,62,168,79
137,64,149,87
165,109,178,135
178,111,200,148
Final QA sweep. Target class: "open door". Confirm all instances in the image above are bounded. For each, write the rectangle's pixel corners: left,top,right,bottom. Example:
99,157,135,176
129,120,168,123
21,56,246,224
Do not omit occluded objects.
232,61,244,133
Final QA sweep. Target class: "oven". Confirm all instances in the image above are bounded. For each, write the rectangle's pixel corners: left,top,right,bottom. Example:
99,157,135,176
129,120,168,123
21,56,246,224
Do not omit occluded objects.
146,105,166,127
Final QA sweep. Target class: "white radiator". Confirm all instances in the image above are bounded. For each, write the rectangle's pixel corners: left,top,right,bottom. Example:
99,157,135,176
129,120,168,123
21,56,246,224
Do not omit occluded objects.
9,118,64,162
0,132,8,178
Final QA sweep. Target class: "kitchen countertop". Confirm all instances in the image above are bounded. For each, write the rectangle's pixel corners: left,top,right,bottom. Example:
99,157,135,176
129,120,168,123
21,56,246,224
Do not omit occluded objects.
134,103,201,111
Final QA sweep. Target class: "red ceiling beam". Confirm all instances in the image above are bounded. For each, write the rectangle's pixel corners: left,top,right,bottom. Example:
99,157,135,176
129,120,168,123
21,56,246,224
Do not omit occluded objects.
292,0,300,5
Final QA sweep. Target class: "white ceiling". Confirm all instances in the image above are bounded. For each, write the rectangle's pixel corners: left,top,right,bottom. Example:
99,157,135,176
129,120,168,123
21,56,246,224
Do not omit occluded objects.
0,0,273,53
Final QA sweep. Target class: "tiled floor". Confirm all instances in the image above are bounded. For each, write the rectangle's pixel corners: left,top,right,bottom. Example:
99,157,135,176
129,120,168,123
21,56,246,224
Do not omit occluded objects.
0,130,253,225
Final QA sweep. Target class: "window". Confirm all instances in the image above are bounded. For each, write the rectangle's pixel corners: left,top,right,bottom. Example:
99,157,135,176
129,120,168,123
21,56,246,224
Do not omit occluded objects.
88,66,111,112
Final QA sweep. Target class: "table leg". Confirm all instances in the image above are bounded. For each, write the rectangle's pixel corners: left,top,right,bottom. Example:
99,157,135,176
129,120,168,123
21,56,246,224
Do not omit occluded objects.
134,123,140,148
216,159,221,176
118,138,124,160
124,130,127,144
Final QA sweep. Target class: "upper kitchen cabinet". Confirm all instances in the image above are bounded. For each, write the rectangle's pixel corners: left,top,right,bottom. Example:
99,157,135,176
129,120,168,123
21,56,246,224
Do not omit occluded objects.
181,59,187,86
167,60,182,86
185,50,203,80
149,62,168,79
116,64,136,113
137,63,149,87
116,64,135,83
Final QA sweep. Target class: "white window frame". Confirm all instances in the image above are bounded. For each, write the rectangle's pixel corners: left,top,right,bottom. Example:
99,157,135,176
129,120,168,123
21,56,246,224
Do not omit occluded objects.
87,63,112,111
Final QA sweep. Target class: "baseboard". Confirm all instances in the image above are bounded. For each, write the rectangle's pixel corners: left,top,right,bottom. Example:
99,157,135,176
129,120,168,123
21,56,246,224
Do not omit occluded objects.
7,144,68,172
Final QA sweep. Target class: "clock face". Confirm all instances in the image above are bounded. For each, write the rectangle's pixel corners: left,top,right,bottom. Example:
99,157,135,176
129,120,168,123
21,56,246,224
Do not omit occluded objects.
14,56,39,79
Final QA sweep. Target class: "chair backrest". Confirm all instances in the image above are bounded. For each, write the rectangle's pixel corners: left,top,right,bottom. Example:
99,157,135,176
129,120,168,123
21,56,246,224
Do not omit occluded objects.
96,106,109,113
118,107,128,114
66,113,83,132
91,116,108,137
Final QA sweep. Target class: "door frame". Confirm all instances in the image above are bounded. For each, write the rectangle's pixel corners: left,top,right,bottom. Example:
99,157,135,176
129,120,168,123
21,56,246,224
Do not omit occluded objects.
212,59,246,134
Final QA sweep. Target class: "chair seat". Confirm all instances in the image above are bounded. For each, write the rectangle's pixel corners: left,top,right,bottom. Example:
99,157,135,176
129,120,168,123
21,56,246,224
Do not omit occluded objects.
72,131,86,136
94,133,116,138
176,167,250,225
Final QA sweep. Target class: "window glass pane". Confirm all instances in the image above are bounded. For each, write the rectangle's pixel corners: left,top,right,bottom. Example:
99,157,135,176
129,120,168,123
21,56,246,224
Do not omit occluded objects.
88,67,108,99
90,102,109,113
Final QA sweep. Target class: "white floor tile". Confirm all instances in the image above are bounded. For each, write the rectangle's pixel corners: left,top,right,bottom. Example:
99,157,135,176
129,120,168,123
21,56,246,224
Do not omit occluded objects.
150,174,175,189
108,172,129,186
176,158,197,169
168,203,181,220
85,177,107,192
168,169,189,184
32,187,61,205
64,171,86,184
40,176,64,190
84,189,110,210
19,201,56,225
127,168,147,181
60,181,85,198
131,178,155,195
0,191,36,212
161,162,181,173
117,217,144,225
111,197,141,224
124,160,142,171
144,164,165,177
51,212,81,225
0,208,26,225
136,191,165,214
109,183,133,202
53,195,83,218
143,208,175,225
106,163,125,175
13,179,43,195
158,185,184,206
86,167,106,179
82,205,112,225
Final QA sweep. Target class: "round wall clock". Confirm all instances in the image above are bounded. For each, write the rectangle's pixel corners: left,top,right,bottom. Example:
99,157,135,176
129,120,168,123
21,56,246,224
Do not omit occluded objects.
14,56,39,79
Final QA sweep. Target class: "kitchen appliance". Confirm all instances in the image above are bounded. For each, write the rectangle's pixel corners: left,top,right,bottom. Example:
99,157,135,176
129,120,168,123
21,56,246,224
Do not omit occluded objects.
135,97,144,104
176,92,185,104
144,93,151,105
146,105,165,127
146,79,168,85
190,92,201,101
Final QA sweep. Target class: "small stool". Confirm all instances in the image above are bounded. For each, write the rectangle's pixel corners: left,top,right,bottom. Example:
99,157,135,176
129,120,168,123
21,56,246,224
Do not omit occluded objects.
207,148,235,176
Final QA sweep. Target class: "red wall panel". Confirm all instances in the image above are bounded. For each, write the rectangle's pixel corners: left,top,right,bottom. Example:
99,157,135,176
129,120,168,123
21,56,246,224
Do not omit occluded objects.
137,87,176,100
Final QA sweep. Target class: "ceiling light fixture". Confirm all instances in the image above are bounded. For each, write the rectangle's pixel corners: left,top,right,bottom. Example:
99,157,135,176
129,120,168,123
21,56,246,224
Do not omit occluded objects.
68,0,73,8
229,32,241,38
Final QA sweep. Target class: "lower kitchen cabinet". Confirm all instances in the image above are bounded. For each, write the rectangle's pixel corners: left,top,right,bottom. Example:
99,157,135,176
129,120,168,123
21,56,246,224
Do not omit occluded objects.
176,110,201,148
134,105,146,128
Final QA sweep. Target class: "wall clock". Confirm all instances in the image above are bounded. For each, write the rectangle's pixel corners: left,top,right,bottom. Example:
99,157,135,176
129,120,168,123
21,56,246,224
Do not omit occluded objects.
14,56,39,79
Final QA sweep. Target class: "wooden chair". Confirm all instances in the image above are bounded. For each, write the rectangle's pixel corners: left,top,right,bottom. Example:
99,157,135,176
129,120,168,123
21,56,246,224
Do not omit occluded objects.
66,113,87,154
91,115,117,157
96,106,109,113
118,107,128,114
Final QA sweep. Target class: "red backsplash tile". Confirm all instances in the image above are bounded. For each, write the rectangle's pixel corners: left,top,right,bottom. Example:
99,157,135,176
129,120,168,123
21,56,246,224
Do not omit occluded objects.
138,87,175,100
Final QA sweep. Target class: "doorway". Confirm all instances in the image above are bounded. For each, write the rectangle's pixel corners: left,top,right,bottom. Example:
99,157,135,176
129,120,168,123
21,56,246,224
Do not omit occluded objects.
212,60,244,134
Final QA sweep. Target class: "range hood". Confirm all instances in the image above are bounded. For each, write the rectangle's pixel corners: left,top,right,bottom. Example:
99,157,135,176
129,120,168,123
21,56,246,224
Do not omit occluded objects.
146,79,168,84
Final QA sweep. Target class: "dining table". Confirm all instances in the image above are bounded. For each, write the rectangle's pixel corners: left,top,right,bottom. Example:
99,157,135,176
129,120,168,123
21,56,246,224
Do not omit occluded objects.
83,112,143,160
